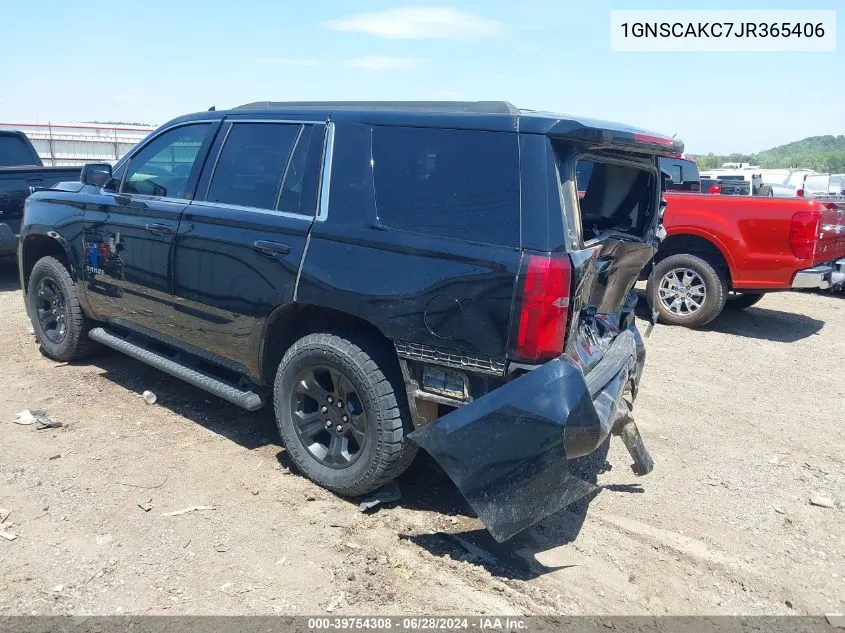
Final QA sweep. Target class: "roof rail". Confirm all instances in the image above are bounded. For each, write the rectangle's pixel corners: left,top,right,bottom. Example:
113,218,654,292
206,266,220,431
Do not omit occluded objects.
234,101,519,114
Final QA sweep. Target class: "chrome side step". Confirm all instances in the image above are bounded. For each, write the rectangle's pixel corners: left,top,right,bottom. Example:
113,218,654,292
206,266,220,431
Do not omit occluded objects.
88,327,263,411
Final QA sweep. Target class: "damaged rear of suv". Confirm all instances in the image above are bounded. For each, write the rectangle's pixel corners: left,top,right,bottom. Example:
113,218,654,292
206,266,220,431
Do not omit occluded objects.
408,111,675,540
20,101,679,543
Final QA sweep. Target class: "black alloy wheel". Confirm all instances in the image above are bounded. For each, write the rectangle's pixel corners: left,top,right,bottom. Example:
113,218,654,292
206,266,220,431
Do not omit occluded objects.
34,276,68,344
291,364,367,468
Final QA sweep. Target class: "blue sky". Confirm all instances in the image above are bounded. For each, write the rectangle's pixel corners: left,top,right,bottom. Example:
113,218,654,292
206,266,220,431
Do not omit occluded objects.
1,0,841,153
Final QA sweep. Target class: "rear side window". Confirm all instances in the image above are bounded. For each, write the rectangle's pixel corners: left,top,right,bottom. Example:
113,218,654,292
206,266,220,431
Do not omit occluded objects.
0,135,38,166
372,126,520,247
206,122,305,212
575,158,655,241
658,157,700,190
668,164,682,183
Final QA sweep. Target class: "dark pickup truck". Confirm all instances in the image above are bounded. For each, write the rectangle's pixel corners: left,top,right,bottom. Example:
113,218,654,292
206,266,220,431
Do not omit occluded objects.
19,101,681,541
0,130,80,257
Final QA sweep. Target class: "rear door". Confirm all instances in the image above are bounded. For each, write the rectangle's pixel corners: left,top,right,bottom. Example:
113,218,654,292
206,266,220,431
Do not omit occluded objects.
169,118,325,377
82,121,217,336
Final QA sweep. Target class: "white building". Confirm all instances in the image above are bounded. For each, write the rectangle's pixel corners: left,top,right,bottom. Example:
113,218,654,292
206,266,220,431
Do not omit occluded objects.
0,121,153,166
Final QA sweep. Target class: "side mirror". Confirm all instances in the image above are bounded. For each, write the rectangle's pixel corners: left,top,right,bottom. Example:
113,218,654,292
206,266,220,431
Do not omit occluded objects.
80,163,112,187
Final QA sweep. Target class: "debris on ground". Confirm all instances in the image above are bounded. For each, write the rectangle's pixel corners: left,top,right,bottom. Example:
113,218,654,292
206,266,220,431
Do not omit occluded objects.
52,584,64,593
141,391,157,405
0,508,10,523
214,543,230,553
49,453,62,461
326,593,345,612
0,530,18,541
138,499,153,512
809,495,835,509
344,542,361,551
445,533,497,566
358,481,402,512
160,505,215,517
14,410,37,425
36,417,62,430
14,409,61,429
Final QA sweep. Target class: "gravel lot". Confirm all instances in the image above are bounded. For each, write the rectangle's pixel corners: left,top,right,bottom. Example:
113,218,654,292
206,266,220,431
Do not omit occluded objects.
0,262,842,616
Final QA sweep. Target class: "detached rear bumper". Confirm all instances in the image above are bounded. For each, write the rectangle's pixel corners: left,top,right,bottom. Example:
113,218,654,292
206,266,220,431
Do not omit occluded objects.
409,327,649,542
792,259,845,289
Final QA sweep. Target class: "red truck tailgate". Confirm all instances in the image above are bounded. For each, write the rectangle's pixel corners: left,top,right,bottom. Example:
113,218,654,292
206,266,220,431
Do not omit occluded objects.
814,200,845,263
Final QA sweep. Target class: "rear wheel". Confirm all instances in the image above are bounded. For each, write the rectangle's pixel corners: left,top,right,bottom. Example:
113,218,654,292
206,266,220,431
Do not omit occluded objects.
647,253,727,328
27,256,99,361
273,332,416,496
725,292,765,310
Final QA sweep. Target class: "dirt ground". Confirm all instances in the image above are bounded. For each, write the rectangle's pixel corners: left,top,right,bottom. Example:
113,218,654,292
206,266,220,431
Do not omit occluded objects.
0,262,842,616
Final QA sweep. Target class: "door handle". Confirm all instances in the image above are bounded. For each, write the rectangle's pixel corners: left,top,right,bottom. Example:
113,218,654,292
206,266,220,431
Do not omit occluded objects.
253,240,291,256
145,223,173,235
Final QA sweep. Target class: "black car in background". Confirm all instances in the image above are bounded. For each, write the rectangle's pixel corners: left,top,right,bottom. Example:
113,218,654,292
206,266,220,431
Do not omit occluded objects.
18,101,682,541
659,155,700,192
0,131,80,257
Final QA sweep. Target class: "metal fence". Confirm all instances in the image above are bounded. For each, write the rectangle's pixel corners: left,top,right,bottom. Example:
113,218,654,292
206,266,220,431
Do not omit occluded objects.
0,122,153,166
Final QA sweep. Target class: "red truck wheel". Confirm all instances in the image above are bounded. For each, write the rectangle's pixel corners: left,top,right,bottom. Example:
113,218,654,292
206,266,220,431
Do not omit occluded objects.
647,253,728,328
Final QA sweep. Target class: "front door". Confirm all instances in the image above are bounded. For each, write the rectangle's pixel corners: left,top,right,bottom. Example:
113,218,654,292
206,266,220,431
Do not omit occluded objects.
82,121,217,337
170,118,326,377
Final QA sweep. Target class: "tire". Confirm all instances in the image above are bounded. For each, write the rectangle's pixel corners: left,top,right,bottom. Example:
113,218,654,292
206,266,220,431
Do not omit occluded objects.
273,332,417,497
725,292,765,310
647,253,727,328
27,256,100,361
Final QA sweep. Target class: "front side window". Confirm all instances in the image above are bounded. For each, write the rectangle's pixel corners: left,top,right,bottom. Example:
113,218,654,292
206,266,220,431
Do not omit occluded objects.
122,123,211,199
574,158,655,241
206,122,304,211
372,126,520,247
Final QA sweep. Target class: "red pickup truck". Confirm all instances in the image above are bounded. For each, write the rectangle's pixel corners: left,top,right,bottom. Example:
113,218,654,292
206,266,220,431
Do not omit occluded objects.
648,193,845,327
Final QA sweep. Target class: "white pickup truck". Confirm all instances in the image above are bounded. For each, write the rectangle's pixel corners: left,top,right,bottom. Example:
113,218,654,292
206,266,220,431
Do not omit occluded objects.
803,173,845,198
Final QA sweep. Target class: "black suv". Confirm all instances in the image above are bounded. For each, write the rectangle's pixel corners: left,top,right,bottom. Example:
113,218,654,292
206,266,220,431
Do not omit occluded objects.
19,102,681,541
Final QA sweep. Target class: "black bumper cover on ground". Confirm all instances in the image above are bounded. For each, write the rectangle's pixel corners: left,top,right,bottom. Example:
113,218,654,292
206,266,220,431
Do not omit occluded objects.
409,329,642,542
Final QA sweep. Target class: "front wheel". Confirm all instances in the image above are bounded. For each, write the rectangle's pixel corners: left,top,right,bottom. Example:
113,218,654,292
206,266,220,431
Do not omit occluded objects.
273,332,416,497
27,256,100,361
647,253,728,328
725,292,765,310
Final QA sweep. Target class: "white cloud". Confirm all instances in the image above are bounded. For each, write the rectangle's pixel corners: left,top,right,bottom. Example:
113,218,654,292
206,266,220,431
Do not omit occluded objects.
327,7,503,40
258,58,323,67
344,56,421,71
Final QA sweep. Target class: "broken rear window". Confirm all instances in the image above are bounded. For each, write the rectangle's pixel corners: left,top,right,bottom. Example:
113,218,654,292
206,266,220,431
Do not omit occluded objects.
574,159,655,242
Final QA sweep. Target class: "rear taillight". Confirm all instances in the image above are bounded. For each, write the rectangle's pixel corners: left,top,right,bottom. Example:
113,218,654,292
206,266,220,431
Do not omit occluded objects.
789,211,820,260
708,184,722,194
510,251,573,364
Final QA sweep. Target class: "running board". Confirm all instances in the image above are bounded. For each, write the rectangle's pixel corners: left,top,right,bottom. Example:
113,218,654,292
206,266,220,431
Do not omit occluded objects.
88,327,264,411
